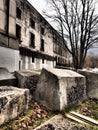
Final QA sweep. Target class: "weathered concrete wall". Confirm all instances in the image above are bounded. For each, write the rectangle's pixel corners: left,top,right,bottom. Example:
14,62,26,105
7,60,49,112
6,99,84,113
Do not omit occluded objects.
0,0,16,36
16,0,54,70
78,70,98,99
0,0,19,72
34,68,86,111
0,86,29,126
16,0,67,69
15,70,40,95
16,1,54,56
0,46,20,72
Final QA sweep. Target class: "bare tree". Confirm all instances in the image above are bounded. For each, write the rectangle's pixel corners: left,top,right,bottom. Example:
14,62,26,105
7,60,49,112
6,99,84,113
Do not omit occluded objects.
44,0,98,70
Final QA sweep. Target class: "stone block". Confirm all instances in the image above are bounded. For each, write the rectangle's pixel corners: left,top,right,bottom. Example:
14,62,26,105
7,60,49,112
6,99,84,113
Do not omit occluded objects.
0,86,29,126
78,70,98,99
15,70,40,95
34,68,86,111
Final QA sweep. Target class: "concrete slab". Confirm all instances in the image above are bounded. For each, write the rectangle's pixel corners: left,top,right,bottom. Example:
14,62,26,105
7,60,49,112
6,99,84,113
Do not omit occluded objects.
34,68,86,111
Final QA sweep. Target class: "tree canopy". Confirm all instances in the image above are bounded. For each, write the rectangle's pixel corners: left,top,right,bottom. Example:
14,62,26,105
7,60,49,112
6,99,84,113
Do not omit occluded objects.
44,0,98,69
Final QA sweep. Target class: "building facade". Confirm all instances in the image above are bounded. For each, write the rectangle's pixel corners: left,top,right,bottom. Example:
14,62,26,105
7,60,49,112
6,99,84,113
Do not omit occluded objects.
0,0,68,72
0,0,20,72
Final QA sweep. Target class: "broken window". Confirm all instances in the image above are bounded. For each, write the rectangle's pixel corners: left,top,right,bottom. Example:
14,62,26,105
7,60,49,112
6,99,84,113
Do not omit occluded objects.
16,24,21,40
40,39,44,51
30,18,35,29
16,7,21,19
41,27,44,35
30,33,35,48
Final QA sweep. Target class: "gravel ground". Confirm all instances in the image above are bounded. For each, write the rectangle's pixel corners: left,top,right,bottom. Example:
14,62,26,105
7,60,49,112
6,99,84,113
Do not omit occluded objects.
34,115,91,130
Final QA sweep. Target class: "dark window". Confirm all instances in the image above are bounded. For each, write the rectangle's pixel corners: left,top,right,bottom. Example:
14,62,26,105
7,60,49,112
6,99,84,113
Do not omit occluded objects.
5,0,10,34
41,27,44,35
30,33,35,48
32,57,35,63
42,59,44,64
16,7,21,19
30,18,35,29
40,39,44,51
16,24,21,40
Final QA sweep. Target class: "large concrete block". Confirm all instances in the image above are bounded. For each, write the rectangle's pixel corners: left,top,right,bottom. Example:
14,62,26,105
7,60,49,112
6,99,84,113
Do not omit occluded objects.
78,70,98,99
0,86,29,126
15,70,40,95
34,68,86,111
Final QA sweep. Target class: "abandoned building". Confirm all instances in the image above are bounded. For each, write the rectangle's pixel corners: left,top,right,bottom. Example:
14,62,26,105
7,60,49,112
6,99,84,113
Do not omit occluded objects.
0,0,68,72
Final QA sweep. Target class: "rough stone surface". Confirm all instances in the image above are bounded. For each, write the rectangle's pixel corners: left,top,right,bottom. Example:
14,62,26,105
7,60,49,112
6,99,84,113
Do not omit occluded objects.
34,68,86,111
15,70,40,95
0,86,29,126
34,115,91,130
78,70,98,99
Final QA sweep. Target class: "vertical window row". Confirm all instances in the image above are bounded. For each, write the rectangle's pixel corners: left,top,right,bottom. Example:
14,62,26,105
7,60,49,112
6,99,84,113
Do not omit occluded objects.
16,6,45,52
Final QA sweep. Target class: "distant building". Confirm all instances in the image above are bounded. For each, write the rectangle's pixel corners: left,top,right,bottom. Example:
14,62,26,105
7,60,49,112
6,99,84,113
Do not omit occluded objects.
0,0,68,72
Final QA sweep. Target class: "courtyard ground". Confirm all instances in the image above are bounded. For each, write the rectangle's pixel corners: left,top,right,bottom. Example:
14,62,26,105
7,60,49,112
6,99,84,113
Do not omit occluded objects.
0,99,98,130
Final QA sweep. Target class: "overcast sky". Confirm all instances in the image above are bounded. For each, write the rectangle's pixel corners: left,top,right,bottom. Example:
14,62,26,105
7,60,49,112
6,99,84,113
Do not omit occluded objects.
28,0,47,15
28,0,98,15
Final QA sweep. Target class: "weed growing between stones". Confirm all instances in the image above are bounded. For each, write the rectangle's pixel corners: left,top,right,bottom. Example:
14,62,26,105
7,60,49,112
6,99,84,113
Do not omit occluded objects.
77,99,98,120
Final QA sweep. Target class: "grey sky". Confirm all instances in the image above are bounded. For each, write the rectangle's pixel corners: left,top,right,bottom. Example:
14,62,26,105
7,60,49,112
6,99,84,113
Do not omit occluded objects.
27,0,98,15
27,0,47,15
27,0,98,42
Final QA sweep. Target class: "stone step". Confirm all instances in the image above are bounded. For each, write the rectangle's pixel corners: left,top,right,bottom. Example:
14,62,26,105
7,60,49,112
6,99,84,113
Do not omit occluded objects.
66,113,87,125
66,111,98,126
